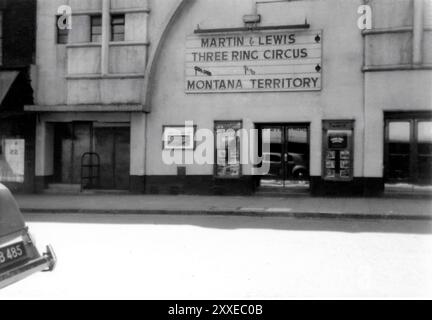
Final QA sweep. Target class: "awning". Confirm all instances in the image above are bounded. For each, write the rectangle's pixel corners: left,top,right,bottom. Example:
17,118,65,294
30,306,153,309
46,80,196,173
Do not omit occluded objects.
0,71,19,106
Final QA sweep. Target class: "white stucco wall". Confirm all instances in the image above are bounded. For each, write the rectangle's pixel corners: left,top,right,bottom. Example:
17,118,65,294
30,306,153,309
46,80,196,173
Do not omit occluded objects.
145,0,365,177
35,0,148,106
364,70,432,177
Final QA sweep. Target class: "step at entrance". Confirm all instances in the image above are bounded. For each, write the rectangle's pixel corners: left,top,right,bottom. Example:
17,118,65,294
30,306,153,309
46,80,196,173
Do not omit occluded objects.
256,183,310,197
44,184,81,194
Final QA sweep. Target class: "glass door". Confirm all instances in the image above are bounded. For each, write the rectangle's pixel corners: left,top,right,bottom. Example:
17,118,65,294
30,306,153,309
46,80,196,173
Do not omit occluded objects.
259,124,310,188
285,126,310,181
386,121,411,182
261,126,284,187
416,120,432,184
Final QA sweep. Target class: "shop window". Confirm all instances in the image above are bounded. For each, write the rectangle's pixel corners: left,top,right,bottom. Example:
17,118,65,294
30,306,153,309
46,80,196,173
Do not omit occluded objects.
214,121,242,178
385,114,432,185
111,15,125,42
387,122,411,180
417,121,432,182
91,15,102,43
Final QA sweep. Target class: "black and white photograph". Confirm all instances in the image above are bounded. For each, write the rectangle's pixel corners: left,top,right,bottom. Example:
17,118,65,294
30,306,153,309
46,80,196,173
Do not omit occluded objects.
0,0,432,304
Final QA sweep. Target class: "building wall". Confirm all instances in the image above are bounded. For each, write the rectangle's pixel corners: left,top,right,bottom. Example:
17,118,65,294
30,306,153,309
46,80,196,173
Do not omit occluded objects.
364,0,432,178
29,0,432,195
33,0,152,192
35,0,148,107
144,0,365,194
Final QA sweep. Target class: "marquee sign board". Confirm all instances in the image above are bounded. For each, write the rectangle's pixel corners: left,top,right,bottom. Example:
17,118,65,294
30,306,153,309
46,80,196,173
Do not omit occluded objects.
185,30,322,93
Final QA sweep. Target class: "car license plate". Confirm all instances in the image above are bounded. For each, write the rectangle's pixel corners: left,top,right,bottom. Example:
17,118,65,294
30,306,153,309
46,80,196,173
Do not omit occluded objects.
0,242,27,269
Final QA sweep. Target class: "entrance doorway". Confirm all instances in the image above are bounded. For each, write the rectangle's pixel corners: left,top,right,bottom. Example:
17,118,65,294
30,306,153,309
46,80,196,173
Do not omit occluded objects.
94,124,130,190
257,124,310,192
53,122,130,191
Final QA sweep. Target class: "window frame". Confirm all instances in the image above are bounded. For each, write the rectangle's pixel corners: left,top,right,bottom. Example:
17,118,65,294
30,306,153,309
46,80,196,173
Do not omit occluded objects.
111,14,125,42
90,15,102,43
384,112,432,184
55,15,69,45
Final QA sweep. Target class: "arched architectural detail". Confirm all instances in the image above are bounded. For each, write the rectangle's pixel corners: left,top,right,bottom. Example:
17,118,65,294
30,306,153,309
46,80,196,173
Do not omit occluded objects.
142,0,196,112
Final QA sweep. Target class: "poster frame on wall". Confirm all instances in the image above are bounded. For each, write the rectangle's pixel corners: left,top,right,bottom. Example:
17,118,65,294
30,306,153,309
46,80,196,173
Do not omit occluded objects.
322,120,354,182
214,120,243,179
162,125,197,151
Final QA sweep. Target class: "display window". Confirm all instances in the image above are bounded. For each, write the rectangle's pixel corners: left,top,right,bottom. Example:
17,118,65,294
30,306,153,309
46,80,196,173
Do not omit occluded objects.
322,121,354,181
214,121,242,178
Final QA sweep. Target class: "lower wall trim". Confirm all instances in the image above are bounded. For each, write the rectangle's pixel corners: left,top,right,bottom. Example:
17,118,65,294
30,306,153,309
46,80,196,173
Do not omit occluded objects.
136,175,384,196
144,175,256,196
32,175,385,197
130,175,145,194
34,176,54,194
310,177,384,197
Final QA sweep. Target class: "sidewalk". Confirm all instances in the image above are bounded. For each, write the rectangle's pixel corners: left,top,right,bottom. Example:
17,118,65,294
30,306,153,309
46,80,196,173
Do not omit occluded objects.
15,194,432,220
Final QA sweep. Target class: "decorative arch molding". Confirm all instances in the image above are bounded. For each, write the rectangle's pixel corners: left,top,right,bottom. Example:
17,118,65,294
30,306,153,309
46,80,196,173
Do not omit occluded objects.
142,0,197,112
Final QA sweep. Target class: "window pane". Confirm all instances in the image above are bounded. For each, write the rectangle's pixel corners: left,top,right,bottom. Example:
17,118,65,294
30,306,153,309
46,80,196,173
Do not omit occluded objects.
112,25,125,34
418,122,432,143
111,15,125,42
417,121,432,182
91,16,102,26
90,15,102,43
387,122,411,181
389,122,410,142
112,16,125,25
91,26,102,35
112,33,125,42
91,34,102,43
57,34,68,44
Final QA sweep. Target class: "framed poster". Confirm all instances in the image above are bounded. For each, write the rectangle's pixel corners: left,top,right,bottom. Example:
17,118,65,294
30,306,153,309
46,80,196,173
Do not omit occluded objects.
214,121,242,178
163,125,196,150
322,120,354,181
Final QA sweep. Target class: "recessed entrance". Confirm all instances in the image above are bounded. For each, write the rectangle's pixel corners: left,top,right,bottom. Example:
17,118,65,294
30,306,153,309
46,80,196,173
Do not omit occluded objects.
256,123,310,194
52,122,130,191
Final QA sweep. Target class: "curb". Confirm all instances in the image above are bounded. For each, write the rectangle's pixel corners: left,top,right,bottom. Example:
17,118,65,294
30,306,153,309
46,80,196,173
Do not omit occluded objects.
20,208,432,221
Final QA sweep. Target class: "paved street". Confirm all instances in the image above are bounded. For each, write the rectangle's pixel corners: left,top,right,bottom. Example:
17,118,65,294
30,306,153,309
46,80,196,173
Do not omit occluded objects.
1,214,431,299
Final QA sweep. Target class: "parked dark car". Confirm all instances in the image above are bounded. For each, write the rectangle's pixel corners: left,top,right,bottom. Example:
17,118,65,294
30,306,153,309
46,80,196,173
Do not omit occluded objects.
263,152,308,179
0,183,56,289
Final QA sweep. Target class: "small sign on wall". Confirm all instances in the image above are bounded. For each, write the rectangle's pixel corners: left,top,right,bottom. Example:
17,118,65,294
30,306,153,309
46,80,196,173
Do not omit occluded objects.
0,139,25,183
163,126,196,150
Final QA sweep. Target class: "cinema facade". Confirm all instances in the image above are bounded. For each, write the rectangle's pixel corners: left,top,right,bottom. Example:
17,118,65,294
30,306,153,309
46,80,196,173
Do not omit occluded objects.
28,0,432,196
